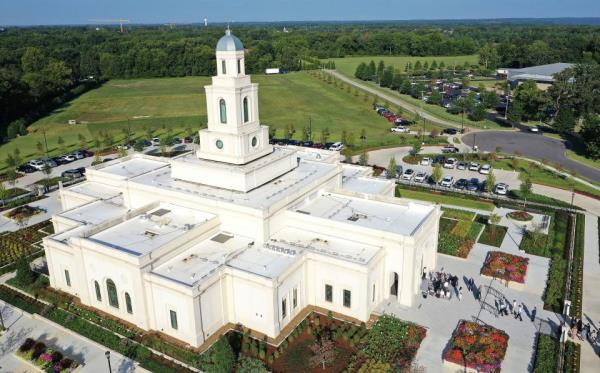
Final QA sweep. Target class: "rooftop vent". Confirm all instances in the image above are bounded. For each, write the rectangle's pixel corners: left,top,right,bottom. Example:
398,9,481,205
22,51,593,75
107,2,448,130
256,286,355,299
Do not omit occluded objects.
144,230,158,238
296,210,311,215
151,208,171,217
211,233,233,243
347,213,367,222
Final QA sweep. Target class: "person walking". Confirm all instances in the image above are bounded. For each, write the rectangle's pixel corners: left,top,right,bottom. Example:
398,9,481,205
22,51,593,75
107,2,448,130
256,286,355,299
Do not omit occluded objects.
512,300,517,316
458,286,463,301
477,285,482,301
531,306,537,322
515,304,523,321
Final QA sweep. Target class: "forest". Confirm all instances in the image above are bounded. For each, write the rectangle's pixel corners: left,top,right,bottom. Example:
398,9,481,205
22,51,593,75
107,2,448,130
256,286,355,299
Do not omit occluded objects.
1,21,600,139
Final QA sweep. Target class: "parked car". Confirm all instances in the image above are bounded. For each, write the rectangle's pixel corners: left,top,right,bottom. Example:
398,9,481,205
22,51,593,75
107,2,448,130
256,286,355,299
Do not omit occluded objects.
494,183,508,195
52,156,68,165
443,158,457,169
302,141,314,147
454,178,468,190
391,126,409,133
529,126,540,133
467,178,480,192
442,128,458,135
328,142,344,151
402,168,415,181
414,172,427,183
441,146,459,154
440,176,454,187
71,151,85,159
479,164,491,175
468,162,480,171
151,137,161,146
61,168,84,179
457,161,467,170
184,136,193,143
432,155,445,165
102,157,115,163
79,149,94,157
28,159,46,171
420,157,431,166
17,164,36,173
62,154,77,162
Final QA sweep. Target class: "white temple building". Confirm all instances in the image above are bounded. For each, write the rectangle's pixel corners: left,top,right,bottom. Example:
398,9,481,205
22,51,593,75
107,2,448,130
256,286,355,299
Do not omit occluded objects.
43,30,440,348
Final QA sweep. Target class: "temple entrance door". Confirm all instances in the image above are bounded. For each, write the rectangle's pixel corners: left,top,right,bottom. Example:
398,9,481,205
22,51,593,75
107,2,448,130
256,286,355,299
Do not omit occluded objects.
390,272,399,296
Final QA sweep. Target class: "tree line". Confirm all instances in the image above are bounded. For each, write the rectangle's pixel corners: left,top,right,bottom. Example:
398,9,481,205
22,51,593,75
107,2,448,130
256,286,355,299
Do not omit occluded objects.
2,22,600,140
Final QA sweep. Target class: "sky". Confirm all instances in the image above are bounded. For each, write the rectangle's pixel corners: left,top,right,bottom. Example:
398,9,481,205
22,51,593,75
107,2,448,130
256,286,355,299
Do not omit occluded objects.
1,0,599,26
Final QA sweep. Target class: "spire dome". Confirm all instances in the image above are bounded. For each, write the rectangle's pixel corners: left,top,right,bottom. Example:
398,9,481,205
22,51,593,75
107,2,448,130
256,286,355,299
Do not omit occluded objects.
216,29,244,52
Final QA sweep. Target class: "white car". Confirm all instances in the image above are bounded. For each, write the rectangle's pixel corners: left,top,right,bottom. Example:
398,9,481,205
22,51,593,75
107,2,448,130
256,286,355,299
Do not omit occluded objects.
151,137,161,146
479,164,491,175
28,159,45,171
62,154,77,162
414,172,427,183
328,142,344,151
390,126,409,133
468,162,480,171
440,176,454,187
530,126,540,133
443,158,457,169
494,183,508,195
420,157,431,166
402,168,415,180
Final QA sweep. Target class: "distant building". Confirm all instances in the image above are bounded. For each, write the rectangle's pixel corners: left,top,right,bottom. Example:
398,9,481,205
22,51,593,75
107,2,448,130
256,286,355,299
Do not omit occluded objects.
497,63,574,90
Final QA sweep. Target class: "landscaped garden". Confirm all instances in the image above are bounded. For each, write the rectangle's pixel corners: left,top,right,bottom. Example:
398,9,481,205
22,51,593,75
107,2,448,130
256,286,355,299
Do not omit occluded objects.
236,313,426,372
0,220,51,269
437,210,484,258
506,210,533,222
477,222,508,247
16,337,80,372
443,320,509,373
4,204,43,221
481,251,529,284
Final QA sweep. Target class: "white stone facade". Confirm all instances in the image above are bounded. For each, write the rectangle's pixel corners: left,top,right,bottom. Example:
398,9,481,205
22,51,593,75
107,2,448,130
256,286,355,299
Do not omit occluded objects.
43,31,440,349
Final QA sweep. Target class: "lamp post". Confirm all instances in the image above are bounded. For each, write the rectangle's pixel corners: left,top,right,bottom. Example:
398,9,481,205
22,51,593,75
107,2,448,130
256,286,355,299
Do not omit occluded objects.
105,351,112,373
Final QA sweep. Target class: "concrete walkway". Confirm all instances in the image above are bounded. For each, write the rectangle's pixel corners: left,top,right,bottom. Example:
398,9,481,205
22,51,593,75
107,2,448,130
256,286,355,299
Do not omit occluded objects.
580,214,600,372
532,184,600,216
0,302,145,373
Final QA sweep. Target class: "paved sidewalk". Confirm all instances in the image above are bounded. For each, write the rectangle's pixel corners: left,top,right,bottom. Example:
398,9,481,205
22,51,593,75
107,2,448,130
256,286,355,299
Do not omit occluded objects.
533,184,600,216
580,214,600,372
0,302,145,373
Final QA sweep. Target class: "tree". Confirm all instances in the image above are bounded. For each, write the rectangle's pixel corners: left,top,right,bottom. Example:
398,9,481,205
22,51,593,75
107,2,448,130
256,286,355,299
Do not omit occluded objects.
380,66,394,87
355,62,368,80
320,127,330,144
489,212,501,238
236,356,269,373
482,90,499,109
411,143,422,156
309,337,336,370
6,119,27,139
199,336,235,372
479,44,499,69
57,136,65,153
507,101,524,126
78,133,87,149
432,164,443,184
367,60,377,80
376,60,385,83
428,90,442,105
519,176,533,210
514,80,549,121
359,150,368,166
36,141,45,156
485,171,496,192
553,107,576,133
14,256,36,286
581,114,600,159
387,157,397,179
469,104,486,122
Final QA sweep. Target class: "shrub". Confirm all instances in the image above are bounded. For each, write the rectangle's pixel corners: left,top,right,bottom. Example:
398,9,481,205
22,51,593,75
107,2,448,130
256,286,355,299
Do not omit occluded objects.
533,334,558,373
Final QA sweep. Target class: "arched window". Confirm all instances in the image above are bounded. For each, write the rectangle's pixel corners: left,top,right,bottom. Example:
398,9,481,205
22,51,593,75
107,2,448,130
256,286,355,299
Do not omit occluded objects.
106,279,119,308
219,99,227,124
125,292,133,314
243,97,249,123
221,60,226,75
94,281,102,302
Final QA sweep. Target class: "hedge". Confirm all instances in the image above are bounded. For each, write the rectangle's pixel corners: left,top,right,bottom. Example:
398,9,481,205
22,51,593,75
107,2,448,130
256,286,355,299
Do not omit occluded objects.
532,334,559,373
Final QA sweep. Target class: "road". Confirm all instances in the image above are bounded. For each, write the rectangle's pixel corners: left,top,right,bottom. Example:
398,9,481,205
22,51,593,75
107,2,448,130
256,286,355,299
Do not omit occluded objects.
463,131,600,184
325,70,462,129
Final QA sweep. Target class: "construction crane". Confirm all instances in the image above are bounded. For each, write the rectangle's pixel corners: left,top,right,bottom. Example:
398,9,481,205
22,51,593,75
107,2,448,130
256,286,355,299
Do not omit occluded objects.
89,18,130,33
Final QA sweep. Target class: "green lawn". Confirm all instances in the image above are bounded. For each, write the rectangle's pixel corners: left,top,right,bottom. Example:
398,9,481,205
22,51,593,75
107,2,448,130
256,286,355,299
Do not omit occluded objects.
566,150,600,170
396,186,495,211
330,55,479,78
1,72,446,170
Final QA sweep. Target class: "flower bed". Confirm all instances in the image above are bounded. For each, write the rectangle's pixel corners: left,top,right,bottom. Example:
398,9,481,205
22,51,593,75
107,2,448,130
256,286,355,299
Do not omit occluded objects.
443,320,509,373
0,220,51,267
4,205,43,220
481,251,529,284
16,337,80,372
507,210,533,222
438,218,483,258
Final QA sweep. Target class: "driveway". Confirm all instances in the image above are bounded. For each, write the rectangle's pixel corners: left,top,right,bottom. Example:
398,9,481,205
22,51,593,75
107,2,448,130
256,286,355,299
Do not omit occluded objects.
462,131,600,184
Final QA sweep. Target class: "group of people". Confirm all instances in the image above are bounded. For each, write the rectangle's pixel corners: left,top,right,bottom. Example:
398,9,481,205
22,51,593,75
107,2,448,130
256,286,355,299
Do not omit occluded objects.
421,271,480,301
496,298,534,322
566,317,597,343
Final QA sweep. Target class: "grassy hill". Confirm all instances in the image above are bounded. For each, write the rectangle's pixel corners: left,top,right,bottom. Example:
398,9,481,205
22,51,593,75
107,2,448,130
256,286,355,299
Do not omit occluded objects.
0,71,445,170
